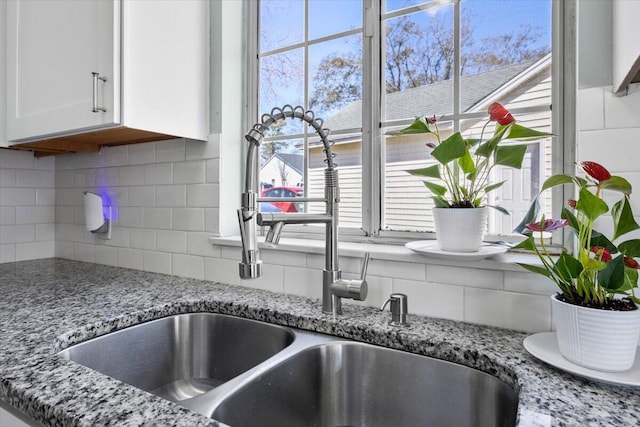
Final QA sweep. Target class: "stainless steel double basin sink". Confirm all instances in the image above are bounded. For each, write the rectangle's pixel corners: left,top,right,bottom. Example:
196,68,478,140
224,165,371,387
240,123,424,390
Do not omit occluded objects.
59,313,518,427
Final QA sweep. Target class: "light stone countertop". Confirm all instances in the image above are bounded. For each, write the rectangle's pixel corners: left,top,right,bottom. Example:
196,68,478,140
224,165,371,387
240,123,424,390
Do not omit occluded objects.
0,258,638,426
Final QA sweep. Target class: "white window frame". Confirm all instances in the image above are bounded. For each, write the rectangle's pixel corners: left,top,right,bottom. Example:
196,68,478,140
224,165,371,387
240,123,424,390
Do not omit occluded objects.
245,0,576,245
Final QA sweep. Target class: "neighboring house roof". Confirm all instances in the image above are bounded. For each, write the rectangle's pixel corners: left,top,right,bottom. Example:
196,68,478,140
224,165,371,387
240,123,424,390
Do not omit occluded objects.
264,152,304,175
323,56,550,131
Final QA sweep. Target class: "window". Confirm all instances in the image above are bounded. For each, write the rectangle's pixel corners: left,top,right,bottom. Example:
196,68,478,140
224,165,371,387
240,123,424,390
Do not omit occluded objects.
252,0,565,239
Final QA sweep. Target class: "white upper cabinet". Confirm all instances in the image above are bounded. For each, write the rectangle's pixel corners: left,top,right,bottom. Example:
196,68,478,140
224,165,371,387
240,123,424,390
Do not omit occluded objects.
613,0,640,94
6,0,117,142
4,0,209,150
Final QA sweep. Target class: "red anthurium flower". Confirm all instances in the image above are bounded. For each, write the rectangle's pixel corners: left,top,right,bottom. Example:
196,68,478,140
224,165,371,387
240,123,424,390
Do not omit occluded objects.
425,142,437,149
488,103,516,126
624,256,640,269
427,115,437,125
577,161,611,182
567,199,577,209
590,246,612,262
523,219,568,233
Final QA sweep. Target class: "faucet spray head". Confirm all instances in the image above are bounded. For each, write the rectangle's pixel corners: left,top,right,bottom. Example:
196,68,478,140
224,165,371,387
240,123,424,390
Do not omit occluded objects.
264,221,284,248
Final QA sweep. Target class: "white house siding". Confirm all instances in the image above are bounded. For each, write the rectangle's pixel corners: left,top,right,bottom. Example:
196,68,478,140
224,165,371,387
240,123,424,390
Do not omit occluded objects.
260,156,303,188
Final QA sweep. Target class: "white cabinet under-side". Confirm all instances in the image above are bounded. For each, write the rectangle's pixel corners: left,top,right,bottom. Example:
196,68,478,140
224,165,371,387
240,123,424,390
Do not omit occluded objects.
5,0,209,155
613,0,640,94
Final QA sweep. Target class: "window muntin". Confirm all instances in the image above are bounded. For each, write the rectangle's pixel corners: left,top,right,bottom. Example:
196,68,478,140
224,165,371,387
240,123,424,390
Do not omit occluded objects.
255,0,556,238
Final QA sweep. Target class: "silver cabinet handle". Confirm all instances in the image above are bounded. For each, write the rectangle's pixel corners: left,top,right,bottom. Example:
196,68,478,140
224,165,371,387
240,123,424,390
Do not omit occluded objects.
91,72,107,113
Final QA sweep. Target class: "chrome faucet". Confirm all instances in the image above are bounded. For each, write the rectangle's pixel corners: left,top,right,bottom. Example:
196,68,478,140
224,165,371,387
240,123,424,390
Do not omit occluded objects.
238,105,368,315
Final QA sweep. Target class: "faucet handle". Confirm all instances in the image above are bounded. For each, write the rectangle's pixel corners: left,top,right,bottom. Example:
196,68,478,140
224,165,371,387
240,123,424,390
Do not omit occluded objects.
380,293,409,326
360,252,370,282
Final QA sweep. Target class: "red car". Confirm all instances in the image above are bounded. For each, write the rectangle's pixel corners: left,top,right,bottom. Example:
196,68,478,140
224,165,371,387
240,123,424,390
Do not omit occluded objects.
260,186,303,212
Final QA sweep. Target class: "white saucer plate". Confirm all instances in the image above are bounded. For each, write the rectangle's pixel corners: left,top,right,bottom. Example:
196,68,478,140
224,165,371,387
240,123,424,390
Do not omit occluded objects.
405,240,507,261
523,332,640,386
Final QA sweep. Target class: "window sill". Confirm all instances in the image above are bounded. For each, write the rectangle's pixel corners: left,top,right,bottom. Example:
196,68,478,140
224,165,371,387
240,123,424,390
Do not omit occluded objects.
208,236,543,272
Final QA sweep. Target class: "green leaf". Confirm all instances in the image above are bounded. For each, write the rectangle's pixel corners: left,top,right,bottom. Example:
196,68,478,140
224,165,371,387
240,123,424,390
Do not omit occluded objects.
612,197,640,241
484,181,507,193
598,255,626,290
624,268,639,291
517,262,554,278
561,206,580,232
513,197,540,234
575,187,608,222
618,239,640,257
389,116,433,135
486,204,510,215
600,176,632,195
475,125,510,158
554,252,583,283
541,174,575,192
514,235,537,251
431,132,466,165
589,231,618,254
433,196,450,208
504,123,553,140
423,181,447,197
406,165,441,179
458,149,475,174
495,145,528,169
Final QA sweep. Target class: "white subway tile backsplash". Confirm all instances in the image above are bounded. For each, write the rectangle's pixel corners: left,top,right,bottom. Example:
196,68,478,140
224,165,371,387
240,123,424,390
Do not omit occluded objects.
0,207,16,225
204,208,219,233
186,184,218,208
604,84,640,128
36,189,55,206
1,188,36,206
0,149,35,170
74,243,95,263
186,139,218,161
95,168,118,188
143,208,172,229
16,206,54,224
504,271,557,296
33,155,55,171
74,171,96,188
172,208,204,231
261,249,307,267
17,170,55,188
427,265,503,290
343,274,392,309
365,258,426,280
240,263,283,293
144,250,172,275
156,139,186,162
173,253,204,280
94,245,118,266
205,159,219,183
464,288,551,333
129,186,156,207
174,161,206,184
283,266,323,299
118,166,145,186
578,128,640,172
104,145,129,167
577,87,604,131
117,247,143,270
0,244,16,263
157,230,187,253
130,228,156,250
0,225,35,243
205,257,240,285
393,278,464,321
128,143,156,165
156,185,186,207
145,163,173,185
0,169,17,187
36,223,55,241
16,241,54,261
187,232,220,257
55,241,75,259
118,207,143,228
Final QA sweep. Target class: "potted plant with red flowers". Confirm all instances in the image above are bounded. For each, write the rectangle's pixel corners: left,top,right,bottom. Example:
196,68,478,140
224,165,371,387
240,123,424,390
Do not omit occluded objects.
392,103,552,252
516,161,640,372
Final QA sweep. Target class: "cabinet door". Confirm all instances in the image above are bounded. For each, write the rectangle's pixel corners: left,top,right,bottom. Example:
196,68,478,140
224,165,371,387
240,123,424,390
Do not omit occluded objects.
6,0,119,142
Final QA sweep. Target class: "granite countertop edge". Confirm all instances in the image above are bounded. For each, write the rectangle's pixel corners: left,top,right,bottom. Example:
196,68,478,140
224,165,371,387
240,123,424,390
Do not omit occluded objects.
0,258,638,427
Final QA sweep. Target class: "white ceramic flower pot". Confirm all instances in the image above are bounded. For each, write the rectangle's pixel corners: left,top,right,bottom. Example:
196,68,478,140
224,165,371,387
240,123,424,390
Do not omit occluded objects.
432,207,487,252
552,294,640,372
